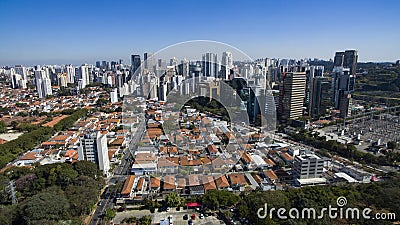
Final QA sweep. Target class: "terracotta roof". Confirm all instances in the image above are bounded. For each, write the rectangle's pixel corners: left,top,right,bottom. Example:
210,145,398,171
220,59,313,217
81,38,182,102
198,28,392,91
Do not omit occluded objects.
177,178,186,188
163,175,175,190
52,135,70,141
281,152,294,161
214,175,230,188
202,176,217,191
19,152,39,160
228,173,248,186
207,145,218,153
135,177,145,191
252,174,263,184
264,158,276,166
188,174,200,186
263,170,278,181
241,151,252,164
150,177,161,188
110,138,124,146
121,175,136,196
65,150,78,158
108,149,117,160
157,158,176,167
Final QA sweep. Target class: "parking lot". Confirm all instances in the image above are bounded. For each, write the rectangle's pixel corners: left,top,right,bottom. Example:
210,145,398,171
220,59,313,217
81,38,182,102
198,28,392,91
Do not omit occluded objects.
113,207,225,225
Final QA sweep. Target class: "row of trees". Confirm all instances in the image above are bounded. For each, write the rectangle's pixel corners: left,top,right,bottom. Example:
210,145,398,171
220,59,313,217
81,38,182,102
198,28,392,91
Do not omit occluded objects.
0,109,88,168
53,108,88,131
0,161,104,225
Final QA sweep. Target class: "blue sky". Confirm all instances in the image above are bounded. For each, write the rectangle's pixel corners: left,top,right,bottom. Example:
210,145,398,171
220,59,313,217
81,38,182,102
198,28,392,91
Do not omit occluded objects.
0,0,399,65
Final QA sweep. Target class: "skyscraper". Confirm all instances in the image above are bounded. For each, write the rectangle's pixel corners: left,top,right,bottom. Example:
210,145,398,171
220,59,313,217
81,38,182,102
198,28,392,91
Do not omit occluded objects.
309,77,330,117
202,53,218,78
331,67,355,118
78,132,110,176
34,69,52,98
279,72,306,120
130,54,141,79
144,52,153,71
221,51,233,80
334,50,358,75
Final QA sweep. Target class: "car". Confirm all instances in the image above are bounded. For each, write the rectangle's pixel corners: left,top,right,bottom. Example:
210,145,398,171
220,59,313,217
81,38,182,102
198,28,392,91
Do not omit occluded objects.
166,207,170,212
199,213,204,219
97,202,102,206
183,214,188,220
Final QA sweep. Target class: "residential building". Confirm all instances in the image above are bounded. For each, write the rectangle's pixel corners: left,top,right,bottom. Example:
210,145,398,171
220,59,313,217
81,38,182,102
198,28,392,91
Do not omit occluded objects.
78,131,110,176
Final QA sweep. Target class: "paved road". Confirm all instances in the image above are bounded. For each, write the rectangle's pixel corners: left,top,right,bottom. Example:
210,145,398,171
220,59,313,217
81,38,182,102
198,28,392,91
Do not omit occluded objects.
89,118,146,225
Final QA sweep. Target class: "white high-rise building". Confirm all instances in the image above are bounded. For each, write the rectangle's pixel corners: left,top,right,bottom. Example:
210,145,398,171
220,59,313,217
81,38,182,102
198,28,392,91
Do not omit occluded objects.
35,69,53,98
66,65,75,84
221,52,233,80
110,88,118,103
78,132,110,177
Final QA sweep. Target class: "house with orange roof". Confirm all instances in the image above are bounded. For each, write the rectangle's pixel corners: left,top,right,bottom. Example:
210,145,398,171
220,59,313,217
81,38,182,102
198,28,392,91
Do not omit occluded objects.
177,178,187,194
215,175,230,190
263,170,279,183
135,177,146,195
149,177,161,193
280,152,294,164
162,175,176,193
121,175,136,198
202,176,217,192
228,173,248,189
207,145,219,156
157,158,177,174
15,151,42,166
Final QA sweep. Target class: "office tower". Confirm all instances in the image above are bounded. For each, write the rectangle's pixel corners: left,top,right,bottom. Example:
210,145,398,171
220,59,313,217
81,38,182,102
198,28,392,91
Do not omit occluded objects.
78,132,110,176
332,67,355,118
309,77,330,117
305,66,324,115
202,53,218,78
179,59,189,77
334,50,358,75
144,52,153,70
130,54,141,78
35,69,53,98
293,154,325,179
279,72,306,120
95,61,101,68
221,52,233,80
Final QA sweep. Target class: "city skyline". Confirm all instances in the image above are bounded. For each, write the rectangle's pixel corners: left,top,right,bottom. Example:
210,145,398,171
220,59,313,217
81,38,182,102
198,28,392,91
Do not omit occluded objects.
0,0,399,65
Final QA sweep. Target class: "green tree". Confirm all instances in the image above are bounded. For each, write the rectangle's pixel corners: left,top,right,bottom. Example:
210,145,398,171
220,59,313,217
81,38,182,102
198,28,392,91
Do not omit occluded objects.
165,192,182,207
104,208,116,221
138,215,151,225
22,186,70,224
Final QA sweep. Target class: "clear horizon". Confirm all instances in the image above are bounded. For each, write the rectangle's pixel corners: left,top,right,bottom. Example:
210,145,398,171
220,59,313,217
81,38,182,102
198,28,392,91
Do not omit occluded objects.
0,0,399,66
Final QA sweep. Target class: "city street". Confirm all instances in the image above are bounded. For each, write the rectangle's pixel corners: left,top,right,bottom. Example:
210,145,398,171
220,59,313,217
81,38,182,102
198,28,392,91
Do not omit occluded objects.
89,118,146,225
